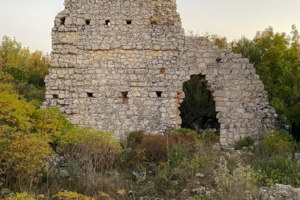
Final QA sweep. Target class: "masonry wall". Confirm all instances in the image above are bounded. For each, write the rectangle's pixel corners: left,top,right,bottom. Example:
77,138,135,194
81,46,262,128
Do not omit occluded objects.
43,0,277,145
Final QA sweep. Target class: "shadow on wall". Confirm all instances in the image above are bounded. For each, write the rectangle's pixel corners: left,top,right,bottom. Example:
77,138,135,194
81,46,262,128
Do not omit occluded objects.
179,74,220,133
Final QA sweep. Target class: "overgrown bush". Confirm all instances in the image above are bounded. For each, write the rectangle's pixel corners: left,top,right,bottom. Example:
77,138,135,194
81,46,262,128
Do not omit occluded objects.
168,145,188,166
53,190,111,200
48,128,124,197
197,130,220,144
0,91,35,132
5,192,36,200
32,107,73,147
214,156,260,200
252,156,300,187
126,130,146,149
53,190,90,200
58,127,122,171
1,132,52,191
168,128,197,151
190,194,204,200
140,134,168,163
262,129,296,156
234,136,255,150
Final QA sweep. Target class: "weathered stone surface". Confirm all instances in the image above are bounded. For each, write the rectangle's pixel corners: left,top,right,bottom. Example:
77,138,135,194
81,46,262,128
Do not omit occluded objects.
43,0,276,145
261,184,300,200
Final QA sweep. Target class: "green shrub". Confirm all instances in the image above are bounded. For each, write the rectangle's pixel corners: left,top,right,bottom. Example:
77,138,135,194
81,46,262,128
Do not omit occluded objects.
53,190,96,200
32,107,73,146
126,130,145,149
262,130,296,156
234,136,255,150
53,190,111,200
58,127,121,171
168,145,188,166
190,194,204,200
5,192,36,200
252,156,300,187
198,130,220,144
1,132,53,190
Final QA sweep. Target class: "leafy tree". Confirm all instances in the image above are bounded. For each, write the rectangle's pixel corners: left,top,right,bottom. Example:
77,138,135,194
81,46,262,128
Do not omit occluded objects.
0,36,50,104
232,37,261,65
204,33,232,49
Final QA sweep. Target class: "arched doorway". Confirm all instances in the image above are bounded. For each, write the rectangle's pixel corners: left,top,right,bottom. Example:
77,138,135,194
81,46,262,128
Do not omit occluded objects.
179,74,220,133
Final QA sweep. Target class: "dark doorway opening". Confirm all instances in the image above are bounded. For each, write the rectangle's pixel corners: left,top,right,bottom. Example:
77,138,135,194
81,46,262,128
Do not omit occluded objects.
179,75,220,133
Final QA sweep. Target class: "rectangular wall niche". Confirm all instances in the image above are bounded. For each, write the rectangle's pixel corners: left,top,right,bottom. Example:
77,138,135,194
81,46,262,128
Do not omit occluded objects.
60,17,66,25
160,68,166,75
87,93,94,97
105,20,110,26
53,94,59,99
156,91,162,97
126,20,132,25
122,92,129,105
86,19,91,25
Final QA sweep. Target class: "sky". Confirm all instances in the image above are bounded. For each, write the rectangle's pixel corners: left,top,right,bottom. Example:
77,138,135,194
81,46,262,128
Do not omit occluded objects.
0,0,299,54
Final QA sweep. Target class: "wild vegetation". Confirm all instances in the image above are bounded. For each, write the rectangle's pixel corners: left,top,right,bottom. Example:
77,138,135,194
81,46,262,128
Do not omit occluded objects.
0,25,300,199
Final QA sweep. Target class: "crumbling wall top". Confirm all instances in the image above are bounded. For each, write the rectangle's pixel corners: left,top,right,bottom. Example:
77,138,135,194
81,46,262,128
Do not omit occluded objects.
54,0,184,51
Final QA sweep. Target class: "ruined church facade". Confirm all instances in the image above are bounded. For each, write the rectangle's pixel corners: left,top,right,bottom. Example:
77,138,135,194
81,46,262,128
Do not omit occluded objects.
43,0,277,145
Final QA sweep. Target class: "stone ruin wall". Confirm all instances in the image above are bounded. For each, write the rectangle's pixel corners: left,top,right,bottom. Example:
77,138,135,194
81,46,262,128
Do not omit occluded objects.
43,0,277,145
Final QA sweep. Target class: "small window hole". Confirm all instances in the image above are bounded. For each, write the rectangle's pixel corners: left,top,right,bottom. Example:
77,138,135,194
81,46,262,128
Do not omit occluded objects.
156,91,162,98
60,17,66,25
122,92,128,105
86,19,91,25
105,20,110,26
53,94,59,99
87,93,94,97
126,20,132,25
160,68,166,75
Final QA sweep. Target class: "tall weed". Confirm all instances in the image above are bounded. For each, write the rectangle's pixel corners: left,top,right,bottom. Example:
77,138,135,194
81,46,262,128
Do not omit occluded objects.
214,156,260,200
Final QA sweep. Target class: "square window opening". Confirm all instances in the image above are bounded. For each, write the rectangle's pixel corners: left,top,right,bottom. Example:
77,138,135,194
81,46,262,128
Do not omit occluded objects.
122,92,128,105
53,94,59,99
60,17,66,25
126,20,132,25
86,19,91,25
87,93,94,97
105,20,110,26
156,91,162,97
160,68,166,75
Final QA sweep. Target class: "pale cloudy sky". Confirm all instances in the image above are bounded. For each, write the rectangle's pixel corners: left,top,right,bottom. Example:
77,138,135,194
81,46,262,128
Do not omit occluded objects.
0,0,299,54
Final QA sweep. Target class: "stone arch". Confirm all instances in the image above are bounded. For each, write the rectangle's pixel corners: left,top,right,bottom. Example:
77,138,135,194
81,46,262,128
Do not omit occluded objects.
177,36,277,145
177,73,220,132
